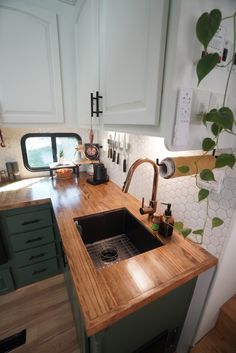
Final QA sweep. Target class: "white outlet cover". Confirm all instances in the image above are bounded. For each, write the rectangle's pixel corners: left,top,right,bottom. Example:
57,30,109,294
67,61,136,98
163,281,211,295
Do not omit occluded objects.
198,168,225,194
209,92,224,110
191,89,210,123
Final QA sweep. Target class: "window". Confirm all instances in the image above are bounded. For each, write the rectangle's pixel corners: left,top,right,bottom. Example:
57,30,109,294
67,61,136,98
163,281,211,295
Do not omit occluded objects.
21,133,82,171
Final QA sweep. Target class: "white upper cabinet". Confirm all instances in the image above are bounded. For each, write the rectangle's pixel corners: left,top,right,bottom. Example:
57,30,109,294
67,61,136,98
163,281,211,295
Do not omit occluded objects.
74,0,99,126
100,0,169,125
0,0,64,124
74,0,169,127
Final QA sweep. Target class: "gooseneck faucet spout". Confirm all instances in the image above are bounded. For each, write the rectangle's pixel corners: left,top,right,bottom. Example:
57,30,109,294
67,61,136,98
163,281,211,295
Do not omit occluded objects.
122,158,159,217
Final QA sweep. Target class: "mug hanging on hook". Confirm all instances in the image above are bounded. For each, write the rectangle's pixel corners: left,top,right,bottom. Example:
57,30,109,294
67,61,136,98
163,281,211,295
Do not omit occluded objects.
0,129,6,148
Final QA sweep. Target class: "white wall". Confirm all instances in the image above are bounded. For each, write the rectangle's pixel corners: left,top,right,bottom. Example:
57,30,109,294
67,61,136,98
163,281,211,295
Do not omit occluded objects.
161,0,236,151
194,212,236,343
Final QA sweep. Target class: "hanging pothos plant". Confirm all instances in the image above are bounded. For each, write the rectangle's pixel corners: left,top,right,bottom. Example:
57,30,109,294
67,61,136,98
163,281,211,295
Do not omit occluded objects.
174,9,236,242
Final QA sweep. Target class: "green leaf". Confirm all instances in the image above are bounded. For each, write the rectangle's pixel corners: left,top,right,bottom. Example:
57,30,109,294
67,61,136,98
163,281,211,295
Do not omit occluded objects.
215,154,236,169
181,228,192,238
200,169,215,181
198,188,209,202
177,165,190,174
193,229,204,236
212,217,224,228
197,53,220,85
196,9,222,51
202,137,216,151
203,107,234,131
174,222,184,232
218,107,234,131
211,122,222,136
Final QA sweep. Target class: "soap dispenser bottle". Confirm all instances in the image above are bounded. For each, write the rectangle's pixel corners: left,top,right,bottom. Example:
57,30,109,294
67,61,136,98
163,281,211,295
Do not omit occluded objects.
159,203,174,237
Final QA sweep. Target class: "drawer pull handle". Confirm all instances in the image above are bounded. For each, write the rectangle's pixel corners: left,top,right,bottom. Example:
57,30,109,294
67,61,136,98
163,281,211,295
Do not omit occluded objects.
22,219,40,226
29,253,45,260
26,237,42,244
32,268,47,276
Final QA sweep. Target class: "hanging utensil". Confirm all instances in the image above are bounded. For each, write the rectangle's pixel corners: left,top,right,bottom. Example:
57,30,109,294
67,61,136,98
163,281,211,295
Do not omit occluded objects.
0,129,6,148
107,134,112,158
112,132,117,162
84,118,99,160
116,133,120,164
123,133,127,172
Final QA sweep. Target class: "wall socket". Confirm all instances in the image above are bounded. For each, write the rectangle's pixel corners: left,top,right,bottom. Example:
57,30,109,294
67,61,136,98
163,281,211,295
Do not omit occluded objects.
198,169,225,194
191,89,210,123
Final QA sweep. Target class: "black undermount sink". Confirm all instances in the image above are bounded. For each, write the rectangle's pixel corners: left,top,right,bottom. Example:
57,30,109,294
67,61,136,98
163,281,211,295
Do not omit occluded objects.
74,208,163,269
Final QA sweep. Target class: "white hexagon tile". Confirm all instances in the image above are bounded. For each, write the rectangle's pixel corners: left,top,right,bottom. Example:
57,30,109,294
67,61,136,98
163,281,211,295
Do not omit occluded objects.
1,127,235,259
101,131,236,258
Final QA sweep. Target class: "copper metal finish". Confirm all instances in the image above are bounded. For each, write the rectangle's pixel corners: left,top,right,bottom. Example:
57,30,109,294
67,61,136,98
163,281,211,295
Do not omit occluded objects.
0,129,6,148
122,158,159,216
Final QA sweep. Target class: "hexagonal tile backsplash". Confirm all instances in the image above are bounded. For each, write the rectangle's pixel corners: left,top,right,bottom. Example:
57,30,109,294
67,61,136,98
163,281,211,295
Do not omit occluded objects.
1,127,235,258
101,131,236,258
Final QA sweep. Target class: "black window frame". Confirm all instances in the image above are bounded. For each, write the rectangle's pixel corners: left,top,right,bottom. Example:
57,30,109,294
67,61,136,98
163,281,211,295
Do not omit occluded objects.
21,132,82,172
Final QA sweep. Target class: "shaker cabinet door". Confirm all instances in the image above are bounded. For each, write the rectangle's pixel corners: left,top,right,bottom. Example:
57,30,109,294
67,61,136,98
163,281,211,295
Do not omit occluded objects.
100,0,169,126
74,0,99,126
0,0,63,124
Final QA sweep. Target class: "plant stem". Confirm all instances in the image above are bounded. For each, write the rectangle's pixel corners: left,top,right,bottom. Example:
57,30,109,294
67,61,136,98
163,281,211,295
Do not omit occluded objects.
223,13,236,106
222,13,236,21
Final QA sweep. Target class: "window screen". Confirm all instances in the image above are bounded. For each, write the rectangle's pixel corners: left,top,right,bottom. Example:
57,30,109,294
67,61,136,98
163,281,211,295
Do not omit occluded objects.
21,133,82,171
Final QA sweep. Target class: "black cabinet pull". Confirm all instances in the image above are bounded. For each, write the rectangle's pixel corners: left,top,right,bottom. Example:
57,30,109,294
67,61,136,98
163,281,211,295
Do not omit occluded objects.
25,237,42,244
29,253,45,261
22,219,40,226
60,241,68,267
32,268,47,276
90,91,103,117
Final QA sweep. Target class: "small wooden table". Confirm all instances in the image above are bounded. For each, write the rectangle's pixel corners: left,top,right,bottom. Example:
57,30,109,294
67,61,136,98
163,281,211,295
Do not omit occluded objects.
49,162,79,179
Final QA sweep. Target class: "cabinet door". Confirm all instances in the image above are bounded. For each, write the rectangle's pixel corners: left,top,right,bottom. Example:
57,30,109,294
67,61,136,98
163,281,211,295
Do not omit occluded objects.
0,268,14,295
100,0,169,126
0,0,63,124
75,0,99,126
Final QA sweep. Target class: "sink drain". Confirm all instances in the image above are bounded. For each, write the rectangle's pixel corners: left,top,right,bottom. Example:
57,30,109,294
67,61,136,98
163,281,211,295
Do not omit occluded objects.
100,247,118,263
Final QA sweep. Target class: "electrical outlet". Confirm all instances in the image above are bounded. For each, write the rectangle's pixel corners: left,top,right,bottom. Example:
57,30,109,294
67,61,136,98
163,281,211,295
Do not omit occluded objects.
198,169,225,194
209,92,224,110
191,89,210,123
207,25,226,61
172,88,193,147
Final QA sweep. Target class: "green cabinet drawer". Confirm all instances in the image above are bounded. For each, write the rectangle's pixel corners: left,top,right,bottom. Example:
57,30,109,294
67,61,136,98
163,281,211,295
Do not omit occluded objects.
0,268,14,295
10,227,55,252
5,209,52,234
14,258,59,287
14,243,57,268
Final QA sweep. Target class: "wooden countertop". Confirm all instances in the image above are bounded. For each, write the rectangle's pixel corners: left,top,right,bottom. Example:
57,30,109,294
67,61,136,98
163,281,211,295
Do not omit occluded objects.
0,175,217,336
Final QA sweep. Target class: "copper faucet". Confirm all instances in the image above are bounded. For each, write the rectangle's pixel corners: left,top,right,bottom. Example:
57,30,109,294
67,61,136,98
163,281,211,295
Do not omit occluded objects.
122,158,159,217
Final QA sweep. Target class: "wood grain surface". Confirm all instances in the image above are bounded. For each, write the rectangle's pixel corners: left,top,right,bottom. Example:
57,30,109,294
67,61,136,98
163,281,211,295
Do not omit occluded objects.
0,174,217,336
0,274,80,353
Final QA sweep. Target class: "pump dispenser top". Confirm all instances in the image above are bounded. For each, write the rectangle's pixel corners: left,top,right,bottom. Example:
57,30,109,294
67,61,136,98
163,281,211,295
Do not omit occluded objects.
158,203,174,237
162,203,172,216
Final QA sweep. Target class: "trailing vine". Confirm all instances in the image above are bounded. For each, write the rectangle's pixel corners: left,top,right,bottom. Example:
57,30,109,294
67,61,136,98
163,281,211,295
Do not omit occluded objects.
174,9,236,243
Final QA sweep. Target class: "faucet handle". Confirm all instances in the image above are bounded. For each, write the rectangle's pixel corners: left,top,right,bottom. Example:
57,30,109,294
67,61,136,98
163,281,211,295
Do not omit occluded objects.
141,197,145,208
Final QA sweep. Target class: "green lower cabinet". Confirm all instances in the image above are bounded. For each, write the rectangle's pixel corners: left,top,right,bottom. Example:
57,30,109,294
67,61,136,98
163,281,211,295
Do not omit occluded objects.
0,268,15,295
10,226,55,252
14,257,60,287
14,243,57,268
0,203,63,291
64,264,197,353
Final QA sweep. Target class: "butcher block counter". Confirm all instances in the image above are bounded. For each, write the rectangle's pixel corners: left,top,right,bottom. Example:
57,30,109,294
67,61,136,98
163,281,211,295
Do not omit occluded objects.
0,174,217,336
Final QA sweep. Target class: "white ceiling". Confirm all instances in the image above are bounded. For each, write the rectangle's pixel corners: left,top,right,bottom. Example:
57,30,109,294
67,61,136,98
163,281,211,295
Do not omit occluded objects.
57,0,77,5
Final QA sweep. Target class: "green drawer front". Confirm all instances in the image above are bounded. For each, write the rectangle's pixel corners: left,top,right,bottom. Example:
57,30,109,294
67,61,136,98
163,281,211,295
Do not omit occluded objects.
15,258,59,287
10,227,55,252
0,268,15,295
6,209,52,234
14,243,57,268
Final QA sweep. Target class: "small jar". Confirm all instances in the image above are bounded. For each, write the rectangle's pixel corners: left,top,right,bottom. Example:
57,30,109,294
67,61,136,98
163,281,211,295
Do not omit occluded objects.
0,170,8,183
151,212,161,231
